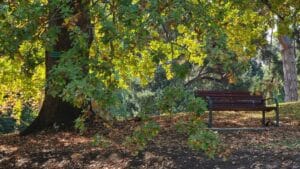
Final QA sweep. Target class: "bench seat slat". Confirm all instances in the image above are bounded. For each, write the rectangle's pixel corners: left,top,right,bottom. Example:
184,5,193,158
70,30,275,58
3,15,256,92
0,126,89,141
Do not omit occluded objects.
208,106,277,111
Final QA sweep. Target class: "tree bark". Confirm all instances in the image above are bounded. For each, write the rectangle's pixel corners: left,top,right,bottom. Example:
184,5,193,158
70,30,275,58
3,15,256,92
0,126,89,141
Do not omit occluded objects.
278,35,298,102
20,1,93,135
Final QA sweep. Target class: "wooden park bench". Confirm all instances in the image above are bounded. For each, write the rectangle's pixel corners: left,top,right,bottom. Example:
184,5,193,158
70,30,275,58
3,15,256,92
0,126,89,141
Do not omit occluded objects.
195,91,279,128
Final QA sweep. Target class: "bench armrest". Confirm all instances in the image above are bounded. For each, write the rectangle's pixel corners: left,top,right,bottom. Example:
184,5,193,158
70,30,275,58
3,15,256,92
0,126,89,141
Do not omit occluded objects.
263,97,279,108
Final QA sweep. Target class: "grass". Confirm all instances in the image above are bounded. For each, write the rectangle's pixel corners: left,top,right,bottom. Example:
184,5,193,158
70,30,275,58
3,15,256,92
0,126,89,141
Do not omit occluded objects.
256,138,300,150
277,101,300,120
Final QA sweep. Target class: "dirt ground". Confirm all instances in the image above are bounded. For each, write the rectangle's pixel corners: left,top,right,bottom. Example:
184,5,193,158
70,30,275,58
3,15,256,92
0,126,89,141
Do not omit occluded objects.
0,112,299,169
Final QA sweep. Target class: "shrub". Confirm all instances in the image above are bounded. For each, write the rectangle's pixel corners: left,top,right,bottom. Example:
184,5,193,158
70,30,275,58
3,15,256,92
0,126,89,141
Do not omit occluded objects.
176,117,220,159
0,103,38,134
156,85,207,116
123,121,160,154
74,115,87,134
91,134,111,148
188,130,219,159
105,84,207,120
18,105,38,131
0,116,16,134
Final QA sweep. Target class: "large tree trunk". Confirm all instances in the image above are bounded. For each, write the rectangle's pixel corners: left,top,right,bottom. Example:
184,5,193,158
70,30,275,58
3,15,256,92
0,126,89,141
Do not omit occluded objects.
21,1,93,135
279,35,298,102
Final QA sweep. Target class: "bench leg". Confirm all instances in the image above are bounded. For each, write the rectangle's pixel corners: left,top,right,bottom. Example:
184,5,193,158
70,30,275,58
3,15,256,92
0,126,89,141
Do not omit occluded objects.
208,110,212,128
262,110,266,127
275,108,279,127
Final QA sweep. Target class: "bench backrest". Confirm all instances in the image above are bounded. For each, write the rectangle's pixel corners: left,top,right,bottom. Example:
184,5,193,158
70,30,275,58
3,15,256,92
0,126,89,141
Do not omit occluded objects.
195,91,265,111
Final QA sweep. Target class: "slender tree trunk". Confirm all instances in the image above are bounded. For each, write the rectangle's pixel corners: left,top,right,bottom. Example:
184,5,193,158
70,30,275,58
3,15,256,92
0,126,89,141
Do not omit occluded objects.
279,35,298,102
21,1,93,135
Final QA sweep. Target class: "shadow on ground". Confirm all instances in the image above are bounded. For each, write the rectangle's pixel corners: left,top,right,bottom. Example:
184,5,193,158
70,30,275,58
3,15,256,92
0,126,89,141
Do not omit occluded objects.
0,112,299,169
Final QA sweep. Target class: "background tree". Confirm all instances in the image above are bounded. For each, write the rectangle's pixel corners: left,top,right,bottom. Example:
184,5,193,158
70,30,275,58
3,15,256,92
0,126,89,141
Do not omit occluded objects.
259,0,300,101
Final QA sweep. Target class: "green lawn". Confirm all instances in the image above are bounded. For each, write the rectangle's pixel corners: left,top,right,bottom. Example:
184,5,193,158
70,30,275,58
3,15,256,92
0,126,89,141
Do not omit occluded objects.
278,101,300,120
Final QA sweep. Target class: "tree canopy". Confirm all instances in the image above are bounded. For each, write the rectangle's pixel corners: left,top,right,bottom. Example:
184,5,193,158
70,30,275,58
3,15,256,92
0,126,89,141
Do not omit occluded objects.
0,0,269,108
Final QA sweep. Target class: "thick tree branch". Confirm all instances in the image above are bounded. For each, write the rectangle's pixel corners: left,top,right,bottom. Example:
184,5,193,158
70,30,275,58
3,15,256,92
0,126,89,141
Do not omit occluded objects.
260,0,285,20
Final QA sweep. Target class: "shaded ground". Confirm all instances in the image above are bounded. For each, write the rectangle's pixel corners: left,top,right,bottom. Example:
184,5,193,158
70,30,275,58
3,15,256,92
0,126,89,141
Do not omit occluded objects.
0,111,299,169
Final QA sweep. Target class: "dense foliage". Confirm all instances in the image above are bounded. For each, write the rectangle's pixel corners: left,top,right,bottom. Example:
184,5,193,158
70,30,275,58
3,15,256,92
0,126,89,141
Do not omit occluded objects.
0,0,267,109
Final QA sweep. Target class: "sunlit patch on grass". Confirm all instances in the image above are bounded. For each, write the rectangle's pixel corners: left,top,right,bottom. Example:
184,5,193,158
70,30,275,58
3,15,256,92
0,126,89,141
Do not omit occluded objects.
204,111,278,127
